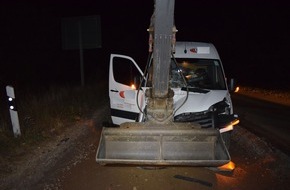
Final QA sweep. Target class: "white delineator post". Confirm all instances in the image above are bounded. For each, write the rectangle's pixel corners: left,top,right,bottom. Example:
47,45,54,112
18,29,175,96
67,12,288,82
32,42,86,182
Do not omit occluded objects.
6,85,21,137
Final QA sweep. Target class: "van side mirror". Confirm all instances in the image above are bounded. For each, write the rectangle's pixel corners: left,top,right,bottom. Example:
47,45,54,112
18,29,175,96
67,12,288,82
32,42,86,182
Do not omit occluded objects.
228,78,236,92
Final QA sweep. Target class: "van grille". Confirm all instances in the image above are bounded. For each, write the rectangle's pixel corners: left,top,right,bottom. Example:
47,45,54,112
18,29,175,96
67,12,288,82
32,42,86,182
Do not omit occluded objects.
174,112,213,128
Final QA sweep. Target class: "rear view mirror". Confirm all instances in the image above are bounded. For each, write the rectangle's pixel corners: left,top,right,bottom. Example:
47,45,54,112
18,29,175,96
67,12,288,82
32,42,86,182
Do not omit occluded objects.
228,78,236,92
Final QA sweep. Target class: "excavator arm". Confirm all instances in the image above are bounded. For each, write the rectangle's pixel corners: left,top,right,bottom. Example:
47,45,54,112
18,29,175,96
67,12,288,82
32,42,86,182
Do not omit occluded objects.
146,0,176,124
150,0,174,99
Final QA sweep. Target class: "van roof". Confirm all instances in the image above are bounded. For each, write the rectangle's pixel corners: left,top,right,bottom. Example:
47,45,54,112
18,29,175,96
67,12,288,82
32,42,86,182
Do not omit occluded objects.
174,41,220,60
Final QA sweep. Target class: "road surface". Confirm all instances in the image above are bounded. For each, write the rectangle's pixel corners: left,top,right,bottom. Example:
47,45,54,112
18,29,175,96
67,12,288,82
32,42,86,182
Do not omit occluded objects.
232,93,290,155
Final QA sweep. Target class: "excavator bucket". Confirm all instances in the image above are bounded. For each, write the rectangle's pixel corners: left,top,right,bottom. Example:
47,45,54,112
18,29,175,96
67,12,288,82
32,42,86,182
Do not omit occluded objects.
96,122,230,166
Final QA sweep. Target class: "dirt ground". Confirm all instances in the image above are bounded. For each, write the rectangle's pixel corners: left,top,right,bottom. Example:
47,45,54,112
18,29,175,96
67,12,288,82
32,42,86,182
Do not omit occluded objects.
0,106,108,190
1,89,290,190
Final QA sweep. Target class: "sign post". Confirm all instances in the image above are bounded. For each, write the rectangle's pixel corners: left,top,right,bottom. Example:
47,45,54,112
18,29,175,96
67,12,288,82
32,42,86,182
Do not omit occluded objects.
6,85,21,137
61,15,102,86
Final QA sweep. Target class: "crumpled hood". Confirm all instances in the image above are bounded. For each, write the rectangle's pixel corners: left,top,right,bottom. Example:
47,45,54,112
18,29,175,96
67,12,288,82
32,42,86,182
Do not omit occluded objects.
174,90,228,115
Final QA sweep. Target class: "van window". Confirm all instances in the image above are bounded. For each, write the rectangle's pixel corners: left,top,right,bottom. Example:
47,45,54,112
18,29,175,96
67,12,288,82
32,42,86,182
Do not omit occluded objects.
113,57,141,88
170,58,226,90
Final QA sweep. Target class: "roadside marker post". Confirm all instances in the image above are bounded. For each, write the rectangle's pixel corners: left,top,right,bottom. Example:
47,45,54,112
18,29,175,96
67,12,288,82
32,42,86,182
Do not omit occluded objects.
6,85,21,137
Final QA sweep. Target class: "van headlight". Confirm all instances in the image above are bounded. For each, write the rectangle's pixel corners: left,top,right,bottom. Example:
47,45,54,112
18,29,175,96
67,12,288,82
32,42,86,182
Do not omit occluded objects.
210,98,231,115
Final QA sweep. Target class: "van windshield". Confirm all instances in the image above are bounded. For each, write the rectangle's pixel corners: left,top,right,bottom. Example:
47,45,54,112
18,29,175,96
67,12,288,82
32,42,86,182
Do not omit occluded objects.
170,58,226,90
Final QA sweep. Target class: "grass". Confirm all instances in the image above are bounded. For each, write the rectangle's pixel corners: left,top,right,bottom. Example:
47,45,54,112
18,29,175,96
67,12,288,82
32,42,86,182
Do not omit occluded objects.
0,81,108,154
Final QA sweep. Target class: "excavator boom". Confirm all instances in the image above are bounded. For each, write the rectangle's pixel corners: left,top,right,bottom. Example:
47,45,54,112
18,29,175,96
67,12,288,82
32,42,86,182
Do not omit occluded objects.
151,0,174,98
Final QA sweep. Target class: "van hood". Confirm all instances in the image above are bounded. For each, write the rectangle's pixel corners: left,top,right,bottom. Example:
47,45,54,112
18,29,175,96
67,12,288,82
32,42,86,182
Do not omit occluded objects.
174,90,228,115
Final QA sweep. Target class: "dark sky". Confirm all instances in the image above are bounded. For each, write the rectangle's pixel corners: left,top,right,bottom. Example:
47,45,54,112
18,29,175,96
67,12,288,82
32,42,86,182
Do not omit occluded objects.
0,0,290,89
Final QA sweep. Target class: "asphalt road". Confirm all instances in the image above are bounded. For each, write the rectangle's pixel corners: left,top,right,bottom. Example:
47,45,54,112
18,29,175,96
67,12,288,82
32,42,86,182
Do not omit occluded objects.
231,93,290,155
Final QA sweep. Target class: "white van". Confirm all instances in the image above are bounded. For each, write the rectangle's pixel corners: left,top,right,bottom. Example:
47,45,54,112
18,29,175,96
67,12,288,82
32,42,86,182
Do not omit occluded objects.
108,41,238,147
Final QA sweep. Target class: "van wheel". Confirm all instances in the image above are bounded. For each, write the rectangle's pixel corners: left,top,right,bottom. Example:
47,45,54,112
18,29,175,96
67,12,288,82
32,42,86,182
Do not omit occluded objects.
221,131,232,150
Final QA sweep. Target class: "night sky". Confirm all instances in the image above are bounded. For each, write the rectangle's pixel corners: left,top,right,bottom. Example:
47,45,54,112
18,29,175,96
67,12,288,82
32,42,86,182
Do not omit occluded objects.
1,0,290,90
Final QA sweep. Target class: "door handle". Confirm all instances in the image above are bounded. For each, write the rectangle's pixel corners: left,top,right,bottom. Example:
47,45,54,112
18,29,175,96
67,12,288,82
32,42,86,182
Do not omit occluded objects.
110,89,119,93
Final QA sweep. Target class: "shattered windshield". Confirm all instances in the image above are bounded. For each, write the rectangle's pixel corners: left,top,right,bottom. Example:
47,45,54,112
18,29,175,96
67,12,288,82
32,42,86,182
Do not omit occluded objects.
170,58,226,90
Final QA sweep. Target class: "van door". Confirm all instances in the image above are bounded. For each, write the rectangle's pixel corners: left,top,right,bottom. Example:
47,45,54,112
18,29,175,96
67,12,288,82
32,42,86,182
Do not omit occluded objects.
109,54,145,125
